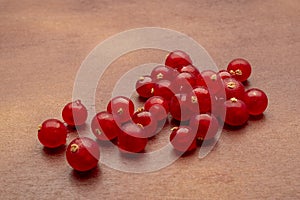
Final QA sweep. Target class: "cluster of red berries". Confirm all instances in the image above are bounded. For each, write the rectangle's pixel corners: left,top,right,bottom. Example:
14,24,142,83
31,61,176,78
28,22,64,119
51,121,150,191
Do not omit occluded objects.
38,50,268,172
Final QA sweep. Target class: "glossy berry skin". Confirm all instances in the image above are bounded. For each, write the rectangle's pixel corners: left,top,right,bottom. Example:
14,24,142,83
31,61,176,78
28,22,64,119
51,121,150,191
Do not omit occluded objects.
223,78,245,100
38,119,67,148
170,93,196,121
189,86,212,114
200,70,223,95
170,126,197,153
244,88,268,116
62,100,88,126
151,65,176,81
91,111,119,141
132,111,158,137
171,72,196,94
224,98,249,126
227,58,252,82
107,96,134,124
117,122,148,153
217,70,232,80
179,64,200,77
144,96,169,121
165,50,192,71
189,114,219,140
135,75,155,98
66,137,100,172
153,79,175,101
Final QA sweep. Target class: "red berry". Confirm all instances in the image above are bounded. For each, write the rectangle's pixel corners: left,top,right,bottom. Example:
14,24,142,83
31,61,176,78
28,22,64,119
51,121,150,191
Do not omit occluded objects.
189,114,219,140
135,75,155,98
62,100,88,126
200,70,223,95
144,96,169,121
91,111,119,141
170,93,196,121
165,50,192,71
223,78,245,100
132,111,158,137
244,88,268,116
38,119,67,148
153,79,175,101
170,126,197,152
227,58,252,82
179,64,200,77
117,122,148,153
151,65,176,81
224,98,249,126
66,137,100,172
107,96,134,124
217,70,232,80
171,72,196,93
189,86,212,114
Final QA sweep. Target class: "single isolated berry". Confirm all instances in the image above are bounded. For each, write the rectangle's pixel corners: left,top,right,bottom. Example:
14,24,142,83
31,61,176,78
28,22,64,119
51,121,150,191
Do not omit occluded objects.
117,122,148,153
38,119,67,148
107,96,134,124
62,100,88,126
224,97,249,126
135,75,155,99
91,111,120,141
66,137,100,172
132,110,158,138
151,65,176,81
169,126,197,153
227,58,252,82
144,96,169,121
223,77,245,100
244,88,268,116
165,50,192,71
189,114,219,141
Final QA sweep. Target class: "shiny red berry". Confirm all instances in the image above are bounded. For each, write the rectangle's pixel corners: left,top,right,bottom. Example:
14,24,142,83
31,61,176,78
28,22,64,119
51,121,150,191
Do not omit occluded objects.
179,64,200,77
38,119,67,148
189,86,212,114
189,114,219,140
151,65,176,81
62,100,88,126
227,58,251,82
66,137,100,172
165,50,192,71
107,96,134,124
135,75,155,98
171,72,196,94
132,111,158,137
153,79,175,101
170,93,196,121
223,78,245,100
244,88,268,116
170,126,197,152
91,111,119,141
144,96,169,121
117,122,148,153
224,98,249,126
217,70,232,80
200,70,223,95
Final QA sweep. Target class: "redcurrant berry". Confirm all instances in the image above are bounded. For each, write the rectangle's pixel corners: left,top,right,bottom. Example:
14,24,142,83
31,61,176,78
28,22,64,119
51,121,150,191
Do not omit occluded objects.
153,79,175,101
132,111,158,137
165,50,192,71
179,64,200,77
144,96,169,121
244,88,268,116
62,100,88,126
66,137,100,172
224,97,249,126
170,93,196,121
38,119,67,148
170,126,197,152
135,75,155,98
189,86,212,114
107,96,134,124
117,122,148,153
171,72,196,93
151,65,176,81
200,70,223,95
91,111,119,141
223,77,245,100
189,114,219,140
227,58,251,82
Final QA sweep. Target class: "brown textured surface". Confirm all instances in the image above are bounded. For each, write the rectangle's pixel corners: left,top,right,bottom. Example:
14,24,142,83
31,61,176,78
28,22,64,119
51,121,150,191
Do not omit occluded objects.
1,0,300,199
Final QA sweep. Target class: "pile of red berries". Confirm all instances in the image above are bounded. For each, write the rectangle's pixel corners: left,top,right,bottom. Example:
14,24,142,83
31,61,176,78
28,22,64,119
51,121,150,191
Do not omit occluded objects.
38,50,268,172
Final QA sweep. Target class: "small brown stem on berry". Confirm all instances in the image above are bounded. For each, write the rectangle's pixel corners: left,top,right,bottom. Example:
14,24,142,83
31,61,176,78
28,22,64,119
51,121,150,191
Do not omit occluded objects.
227,81,236,89
157,73,164,79
117,108,123,115
230,97,238,102
70,144,79,153
95,129,102,135
191,96,198,104
235,69,242,75
136,107,144,112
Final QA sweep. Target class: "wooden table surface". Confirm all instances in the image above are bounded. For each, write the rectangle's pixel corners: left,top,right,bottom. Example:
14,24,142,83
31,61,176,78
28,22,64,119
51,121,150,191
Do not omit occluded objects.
1,0,299,199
